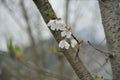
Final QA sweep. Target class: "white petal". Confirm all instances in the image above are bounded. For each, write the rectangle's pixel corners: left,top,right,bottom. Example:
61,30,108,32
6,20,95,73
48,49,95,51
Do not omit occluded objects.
47,23,50,26
47,20,55,26
66,32,71,38
64,41,70,49
50,26,56,30
56,20,64,24
59,21,66,26
59,25,66,30
71,39,77,48
61,31,66,37
56,25,60,30
59,40,64,48
56,20,66,30
50,20,56,23
47,22,52,26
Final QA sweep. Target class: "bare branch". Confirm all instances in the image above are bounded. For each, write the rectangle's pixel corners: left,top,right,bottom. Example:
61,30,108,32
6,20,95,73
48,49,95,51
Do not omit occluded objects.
88,41,108,55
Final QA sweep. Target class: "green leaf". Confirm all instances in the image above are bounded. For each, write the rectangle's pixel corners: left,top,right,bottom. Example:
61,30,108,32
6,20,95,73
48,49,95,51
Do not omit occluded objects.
48,46,57,53
14,46,23,59
7,39,23,59
48,9,54,18
95,75,103,80
48,46,64,56
7,39,15,57
57,18,62,20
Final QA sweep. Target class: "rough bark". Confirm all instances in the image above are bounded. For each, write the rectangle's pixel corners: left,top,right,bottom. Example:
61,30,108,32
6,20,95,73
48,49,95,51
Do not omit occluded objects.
33,0,94,80
99,0,120,80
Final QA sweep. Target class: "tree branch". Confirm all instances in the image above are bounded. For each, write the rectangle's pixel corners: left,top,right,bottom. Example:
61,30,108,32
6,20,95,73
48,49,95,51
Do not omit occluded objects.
32,0,94,80
99,0,120,79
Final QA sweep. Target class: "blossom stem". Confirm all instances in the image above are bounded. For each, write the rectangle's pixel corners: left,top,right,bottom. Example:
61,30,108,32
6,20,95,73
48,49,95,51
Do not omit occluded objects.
75,47,80,57
71,34,79,44
71,34,80,57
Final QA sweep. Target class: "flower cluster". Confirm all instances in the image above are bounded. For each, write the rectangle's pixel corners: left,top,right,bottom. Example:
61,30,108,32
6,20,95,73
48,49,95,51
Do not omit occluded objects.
47,19,77,49
47,19,66,31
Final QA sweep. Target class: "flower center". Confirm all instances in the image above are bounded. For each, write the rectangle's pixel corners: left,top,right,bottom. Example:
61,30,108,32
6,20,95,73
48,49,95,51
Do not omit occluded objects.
66,27,72,32
79,40,84,44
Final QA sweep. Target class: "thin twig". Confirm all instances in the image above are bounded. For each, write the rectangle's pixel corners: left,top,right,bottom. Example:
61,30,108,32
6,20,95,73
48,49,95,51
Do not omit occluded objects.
71,34,83,57
88,41,108,55
88,41,115,59
98,37,106,46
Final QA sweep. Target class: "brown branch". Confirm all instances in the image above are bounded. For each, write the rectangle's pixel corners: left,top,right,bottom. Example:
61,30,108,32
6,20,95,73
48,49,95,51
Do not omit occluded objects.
32,0,94,80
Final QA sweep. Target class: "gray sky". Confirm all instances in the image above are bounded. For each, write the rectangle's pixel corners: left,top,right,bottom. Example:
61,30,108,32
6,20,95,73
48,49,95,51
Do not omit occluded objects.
49,0,105,42
0,0,106,51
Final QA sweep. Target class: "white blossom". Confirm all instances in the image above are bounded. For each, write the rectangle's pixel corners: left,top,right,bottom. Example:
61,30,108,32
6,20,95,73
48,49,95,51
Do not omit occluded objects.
59,40,70,49
47,19,66,31
61,27,72,38
56,20,66,30
47,20,56,30
71,39,77,48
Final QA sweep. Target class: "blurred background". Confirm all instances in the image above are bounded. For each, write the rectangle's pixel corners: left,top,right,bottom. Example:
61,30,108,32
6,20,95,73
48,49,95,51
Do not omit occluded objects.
0,0,112,80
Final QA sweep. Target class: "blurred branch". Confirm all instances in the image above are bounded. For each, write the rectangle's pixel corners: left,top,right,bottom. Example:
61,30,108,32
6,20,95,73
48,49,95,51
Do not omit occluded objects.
87,41,112,76
39,68,70,80
2,0,23,27
19,0,40,67
20,0,36,46
65,0,70,25
89,53,112,76
33,0,94,80
0,50,70,80
72,2,82,28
